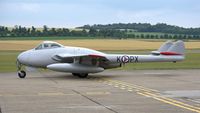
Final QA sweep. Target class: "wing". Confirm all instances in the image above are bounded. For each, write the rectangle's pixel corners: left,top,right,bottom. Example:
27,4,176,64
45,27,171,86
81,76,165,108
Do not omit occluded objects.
52,53,107,60
52,53,109,63
53,53,88,59
52,53,121,69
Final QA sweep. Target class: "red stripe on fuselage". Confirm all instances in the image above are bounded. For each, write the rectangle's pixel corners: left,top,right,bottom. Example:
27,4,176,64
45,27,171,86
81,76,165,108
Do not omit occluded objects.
160,52,182,55
89,54,104,58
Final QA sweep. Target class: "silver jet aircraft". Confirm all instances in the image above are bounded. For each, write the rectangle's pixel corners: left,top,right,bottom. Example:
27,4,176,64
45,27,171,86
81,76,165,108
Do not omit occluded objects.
17,40,185,78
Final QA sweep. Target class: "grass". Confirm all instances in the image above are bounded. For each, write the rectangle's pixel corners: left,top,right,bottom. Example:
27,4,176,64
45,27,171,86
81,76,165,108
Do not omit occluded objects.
0,50,200,72
0,39,200,51
0,51,20,72
0,39,199,72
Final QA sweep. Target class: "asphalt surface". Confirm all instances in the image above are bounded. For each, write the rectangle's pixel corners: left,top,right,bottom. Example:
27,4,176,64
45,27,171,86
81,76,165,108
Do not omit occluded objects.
0,70,200,113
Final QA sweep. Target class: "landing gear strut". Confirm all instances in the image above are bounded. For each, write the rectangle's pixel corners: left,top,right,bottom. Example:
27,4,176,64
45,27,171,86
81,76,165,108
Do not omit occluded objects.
72,73,88,78
16,60,26,78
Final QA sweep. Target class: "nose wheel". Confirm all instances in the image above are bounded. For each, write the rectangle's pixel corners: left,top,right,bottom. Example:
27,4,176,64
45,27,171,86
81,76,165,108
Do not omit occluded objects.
16,60,26,78
18,70,26,78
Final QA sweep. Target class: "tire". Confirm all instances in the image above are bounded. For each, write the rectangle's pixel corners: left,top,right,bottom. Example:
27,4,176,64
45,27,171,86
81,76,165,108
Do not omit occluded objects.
72,73,79,76
18,70,26,78
77,73,88,78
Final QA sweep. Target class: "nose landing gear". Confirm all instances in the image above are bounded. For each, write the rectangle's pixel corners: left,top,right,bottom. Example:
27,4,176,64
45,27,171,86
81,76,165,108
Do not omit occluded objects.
16,60,26,78
18,70,26,78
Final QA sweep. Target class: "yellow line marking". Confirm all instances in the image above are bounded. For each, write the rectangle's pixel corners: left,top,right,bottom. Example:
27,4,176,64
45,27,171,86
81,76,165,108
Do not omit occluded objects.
127,89,133,92
108,79,155,90
153,97,200,113
137,92,152,98
102,78,158,92
144,92,200,111
86,91,110,95
114,85,119,87
100,78,200,113
138,92,200,112
38,92,66,96
120,85,126,88
141,91,200,112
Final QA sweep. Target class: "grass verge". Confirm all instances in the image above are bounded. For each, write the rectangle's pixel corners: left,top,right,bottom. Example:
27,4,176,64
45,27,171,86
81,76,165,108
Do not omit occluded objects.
0,51,200,72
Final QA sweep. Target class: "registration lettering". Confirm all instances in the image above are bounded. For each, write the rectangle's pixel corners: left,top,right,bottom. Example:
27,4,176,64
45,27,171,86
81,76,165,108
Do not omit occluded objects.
117,55,138,63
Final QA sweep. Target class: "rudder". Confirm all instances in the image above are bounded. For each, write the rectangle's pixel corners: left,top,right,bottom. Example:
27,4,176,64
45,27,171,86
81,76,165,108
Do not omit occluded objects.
160,40,185,56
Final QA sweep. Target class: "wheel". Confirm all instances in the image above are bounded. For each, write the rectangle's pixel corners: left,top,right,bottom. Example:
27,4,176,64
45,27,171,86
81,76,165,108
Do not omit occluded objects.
18,70,26,78
77,73,88,78
72,73,79,76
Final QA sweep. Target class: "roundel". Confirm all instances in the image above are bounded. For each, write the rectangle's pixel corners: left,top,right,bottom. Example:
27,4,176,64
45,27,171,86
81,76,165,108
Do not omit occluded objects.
121,55,129,63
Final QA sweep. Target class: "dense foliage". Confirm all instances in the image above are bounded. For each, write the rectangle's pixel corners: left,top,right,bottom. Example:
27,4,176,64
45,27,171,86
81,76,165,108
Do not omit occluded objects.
0,23,200,39
0,25,125,38
79,23,200,35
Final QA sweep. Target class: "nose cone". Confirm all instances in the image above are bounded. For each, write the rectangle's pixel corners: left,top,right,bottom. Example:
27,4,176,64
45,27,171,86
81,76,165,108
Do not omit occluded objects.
17,51,29,65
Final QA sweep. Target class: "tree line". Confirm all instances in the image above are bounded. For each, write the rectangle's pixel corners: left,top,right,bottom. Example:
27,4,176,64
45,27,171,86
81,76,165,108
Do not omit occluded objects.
0,25,125,38
79,23,200,35
126,33,200,40
0,24,200,39
1,25,72,37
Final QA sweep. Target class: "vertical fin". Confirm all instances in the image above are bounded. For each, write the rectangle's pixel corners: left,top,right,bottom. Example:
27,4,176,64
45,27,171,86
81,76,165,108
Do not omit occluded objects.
152,40,185,56
166,40,185,55
158,40,173,52
151,40,173,55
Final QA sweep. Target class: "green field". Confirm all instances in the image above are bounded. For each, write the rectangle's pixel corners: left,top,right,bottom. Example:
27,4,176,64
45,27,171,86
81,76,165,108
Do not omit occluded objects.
0,50,200,72
0,51,20,72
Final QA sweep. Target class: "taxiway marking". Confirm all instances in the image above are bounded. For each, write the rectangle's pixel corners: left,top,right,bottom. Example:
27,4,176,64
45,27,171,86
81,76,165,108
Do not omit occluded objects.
86,91,110,95
138,92,200,113
0,91,110,97
98,78,200,113
38,92,66,96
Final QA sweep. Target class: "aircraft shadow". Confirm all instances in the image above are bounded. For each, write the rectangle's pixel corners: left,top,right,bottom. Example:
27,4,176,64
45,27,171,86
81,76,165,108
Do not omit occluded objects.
26,72,119,81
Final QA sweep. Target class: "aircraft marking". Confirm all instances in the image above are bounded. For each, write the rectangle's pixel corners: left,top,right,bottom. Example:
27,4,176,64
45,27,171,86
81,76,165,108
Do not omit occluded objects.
117,55,139,63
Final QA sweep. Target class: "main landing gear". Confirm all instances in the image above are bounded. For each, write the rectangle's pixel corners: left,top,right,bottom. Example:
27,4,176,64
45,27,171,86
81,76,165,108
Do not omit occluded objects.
72,73,88,78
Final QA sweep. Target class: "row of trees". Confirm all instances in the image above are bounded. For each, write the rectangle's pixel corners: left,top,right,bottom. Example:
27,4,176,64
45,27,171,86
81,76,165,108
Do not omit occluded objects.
0,25,126,38
0,25,200,39
0,25,71,37
126,33,200,39
79,23,200,35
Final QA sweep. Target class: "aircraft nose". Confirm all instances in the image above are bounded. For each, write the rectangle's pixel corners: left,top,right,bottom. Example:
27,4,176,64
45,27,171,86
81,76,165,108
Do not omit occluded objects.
17,51,29,65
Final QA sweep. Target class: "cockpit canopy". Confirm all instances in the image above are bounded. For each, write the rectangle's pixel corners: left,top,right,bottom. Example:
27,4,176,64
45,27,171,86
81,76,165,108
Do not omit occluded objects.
35,41,64,50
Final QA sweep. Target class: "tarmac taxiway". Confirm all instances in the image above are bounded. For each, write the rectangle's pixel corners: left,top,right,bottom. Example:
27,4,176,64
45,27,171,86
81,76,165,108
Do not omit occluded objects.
0,69,199,113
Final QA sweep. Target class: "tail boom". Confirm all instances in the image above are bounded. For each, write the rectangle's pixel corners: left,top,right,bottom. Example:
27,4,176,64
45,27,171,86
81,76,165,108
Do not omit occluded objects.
106,54,184,63
106,40,185,64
